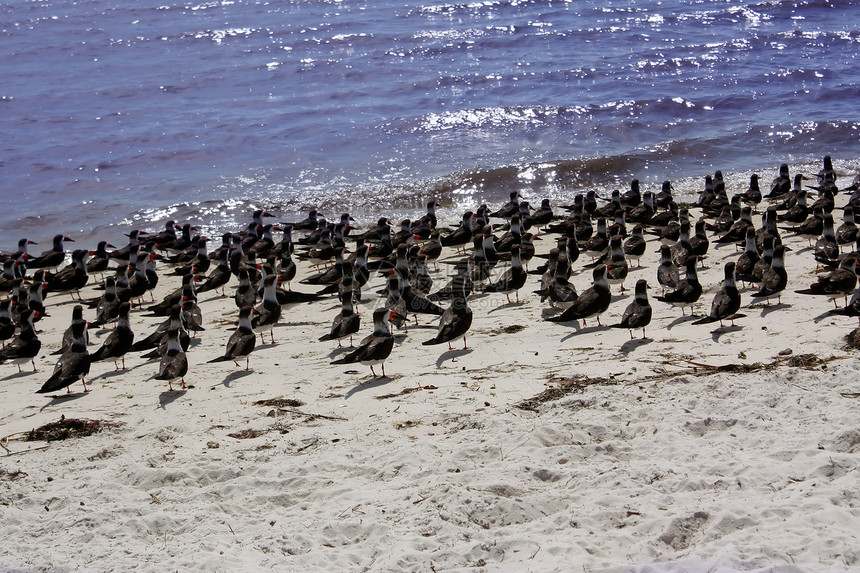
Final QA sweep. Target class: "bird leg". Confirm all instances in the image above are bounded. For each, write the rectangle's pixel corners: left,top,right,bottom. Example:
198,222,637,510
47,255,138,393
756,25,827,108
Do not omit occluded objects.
169,380,174,392
628,329,634,340
181,378,187,390
81,378,89,393
370,365,377,377
463,336,470,350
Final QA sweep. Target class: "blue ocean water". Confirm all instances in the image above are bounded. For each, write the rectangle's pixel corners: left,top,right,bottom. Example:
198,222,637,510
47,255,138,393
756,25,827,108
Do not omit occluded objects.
1,0,859,246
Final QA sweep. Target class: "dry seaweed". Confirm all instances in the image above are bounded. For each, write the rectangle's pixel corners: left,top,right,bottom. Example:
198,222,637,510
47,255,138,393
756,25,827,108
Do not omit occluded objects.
516,376,612,412
376,385,438,400
254,397,305,408
26,416,121,442
517,353,846,411
0,468,28,481
227,428,267,440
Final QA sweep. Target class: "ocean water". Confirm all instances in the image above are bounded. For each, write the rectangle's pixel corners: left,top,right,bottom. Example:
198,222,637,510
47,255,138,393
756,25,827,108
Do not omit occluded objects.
2,0,859,247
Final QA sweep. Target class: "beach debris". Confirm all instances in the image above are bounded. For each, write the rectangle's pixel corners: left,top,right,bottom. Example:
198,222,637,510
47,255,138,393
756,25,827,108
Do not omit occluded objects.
0,468,27,481
254,397,305,408
517,354,847,411
26,416,120,442
376,385,438,400
227,428,266,439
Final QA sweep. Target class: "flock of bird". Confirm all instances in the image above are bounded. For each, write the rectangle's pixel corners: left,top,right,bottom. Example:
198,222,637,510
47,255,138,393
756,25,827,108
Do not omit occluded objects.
2,155,860,393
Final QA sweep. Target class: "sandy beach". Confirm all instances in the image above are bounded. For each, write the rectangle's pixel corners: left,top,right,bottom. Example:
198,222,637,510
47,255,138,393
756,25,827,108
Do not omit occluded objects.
1,169,859,572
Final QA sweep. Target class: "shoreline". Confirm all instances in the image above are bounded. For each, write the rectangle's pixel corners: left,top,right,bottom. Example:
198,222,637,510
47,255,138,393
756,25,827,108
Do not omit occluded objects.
1,164,859,572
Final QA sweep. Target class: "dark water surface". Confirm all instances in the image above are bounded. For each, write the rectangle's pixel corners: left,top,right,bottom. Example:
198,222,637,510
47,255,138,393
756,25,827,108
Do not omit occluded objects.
2,0,859,245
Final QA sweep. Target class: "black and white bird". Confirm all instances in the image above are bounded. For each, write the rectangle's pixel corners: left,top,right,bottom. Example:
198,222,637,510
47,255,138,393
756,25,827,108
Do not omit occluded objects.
423,276,473,350
208,306,256,370
331,307,395,378
693,262,743,326
612,279,652,339
37,319,90,394
154,326,188,391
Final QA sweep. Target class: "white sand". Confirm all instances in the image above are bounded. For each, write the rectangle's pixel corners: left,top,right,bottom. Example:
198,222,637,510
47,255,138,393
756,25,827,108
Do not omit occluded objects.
1,174,860,572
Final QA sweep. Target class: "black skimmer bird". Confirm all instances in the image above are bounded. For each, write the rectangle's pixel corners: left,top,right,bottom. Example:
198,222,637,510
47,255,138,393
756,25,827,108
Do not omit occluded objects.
423,276,473,350
0,309,41,372
331,307,395,378
319,289,361,348
28,234,74,271
441,211,474,248
283,209,322,232
547,265,611,326
693,262,743,326
0,300,15,348
52,304,88,356
537,254,578,309
836,206,858,248
767,163,791,198
612,279,652,339
716,206,754,246
90,302,135,370
155,326,188,391
208,306,256,370
529,198,554,231
46,249,90,300
482,244,527,303
623,225,647,267
252,274,281,344
37,319,90,394
796,257,858,308
740,174,762,211
735,228,761,286
750,244,788,306
813,213,839,265
197,249,231,296
91,277,121,327
86,241,115,276
656,256,702,316
489,191,521,219
234,267,257,310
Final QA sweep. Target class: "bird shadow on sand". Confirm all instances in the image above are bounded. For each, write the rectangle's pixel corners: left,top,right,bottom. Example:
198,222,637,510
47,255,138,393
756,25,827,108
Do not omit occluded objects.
39,391,89,411
345,375,395,399
758,302,791,317
158,389,187,409
559,323,606,342
2,370,40,381
813,309,848,323
435,347,473,368
665,315,700,330
618,337,653,355
327,346,356,359
710,324,744,342
219,369,255,387
88,368,133,383
487,301,526,314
